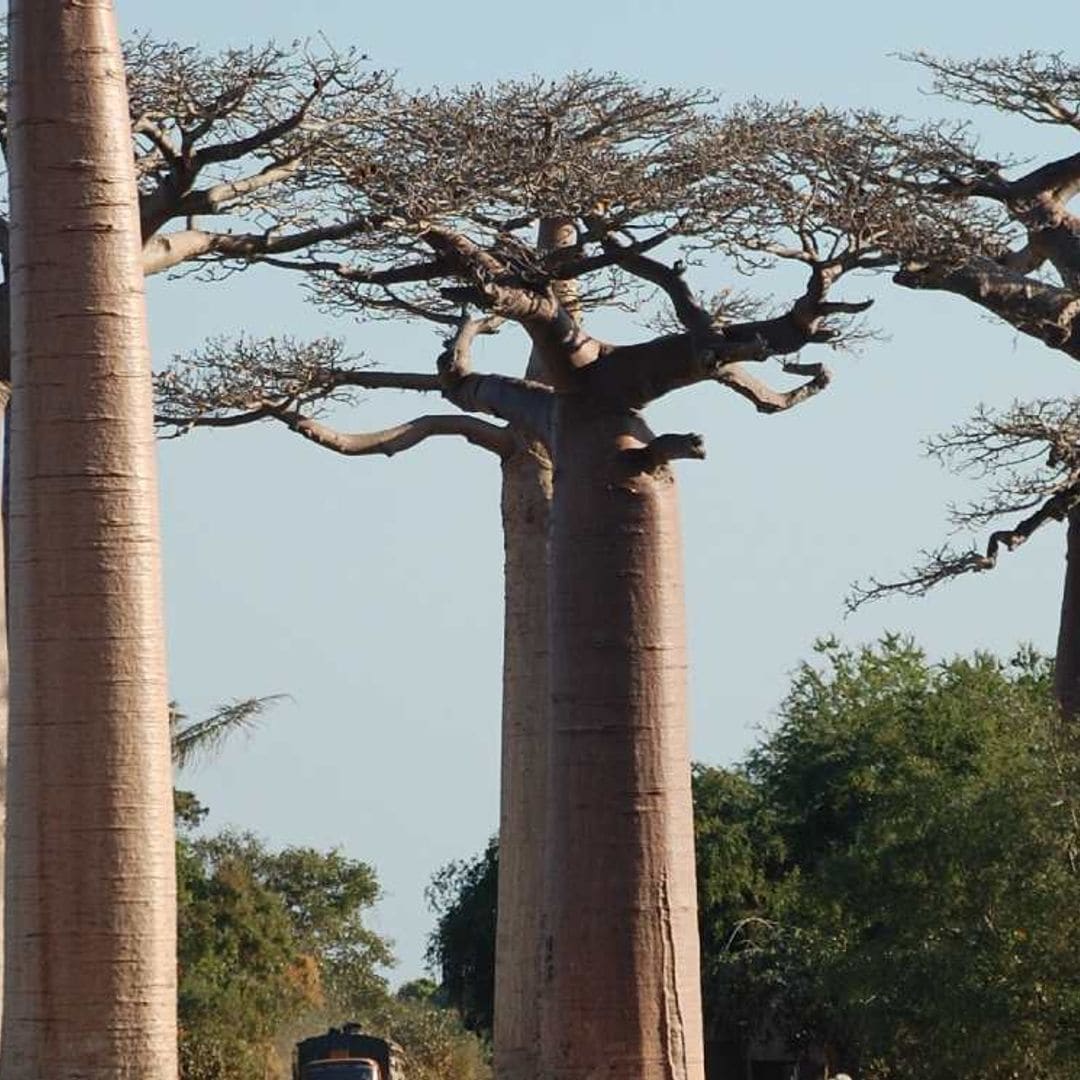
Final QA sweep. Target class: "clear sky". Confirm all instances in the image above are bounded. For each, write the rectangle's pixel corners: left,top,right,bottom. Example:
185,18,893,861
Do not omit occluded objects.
116,0,1080,980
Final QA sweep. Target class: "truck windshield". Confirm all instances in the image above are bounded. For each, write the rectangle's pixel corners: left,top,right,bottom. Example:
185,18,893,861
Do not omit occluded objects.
302,1063,379,1079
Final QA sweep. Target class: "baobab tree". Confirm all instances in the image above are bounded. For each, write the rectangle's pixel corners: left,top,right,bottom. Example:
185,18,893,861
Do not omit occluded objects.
742,54,1080,716
153,76,963,1080
4,0,174,1073
0,31,384,1045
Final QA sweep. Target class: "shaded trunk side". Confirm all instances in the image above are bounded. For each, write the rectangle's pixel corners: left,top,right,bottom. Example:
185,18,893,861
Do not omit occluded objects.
494,439,553,1080
540,400,704,1080
3,2,176,1077
0,392,8,1046
1056,506,1080,720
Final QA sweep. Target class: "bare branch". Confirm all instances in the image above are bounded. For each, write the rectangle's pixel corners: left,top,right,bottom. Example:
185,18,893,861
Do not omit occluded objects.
848,485,1079,610
143,218,385,277
905,50,1080,131
271,411,513,459
849,397,1080,609
716,362,831,414
620,432,707,472
895,257,1080,361
154,335,439,432
175,158,303,216
436,313,555,444
583,221,714,337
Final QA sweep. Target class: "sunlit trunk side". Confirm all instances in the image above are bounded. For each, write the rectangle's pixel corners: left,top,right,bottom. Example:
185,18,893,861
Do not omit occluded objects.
3,2,176,1076
495,218,578,1080
495,438,553,1080
1056,507,1080,720
540,400,704,1080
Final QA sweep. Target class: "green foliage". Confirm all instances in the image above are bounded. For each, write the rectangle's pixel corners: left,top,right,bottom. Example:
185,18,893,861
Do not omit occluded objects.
170,696,285,770
176,805,391,1078
177,829,321,1078
171,696,490,1080
700,637,1080,1079
396,977,441,1004
175,803,490,1080
425,838,497,1037
363,996,490,1080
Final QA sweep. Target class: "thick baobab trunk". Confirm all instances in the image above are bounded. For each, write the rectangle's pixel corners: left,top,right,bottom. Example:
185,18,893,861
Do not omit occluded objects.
540,400,704,1080
1055,507,1080,720
3,2,177,1077
494,437,552,1080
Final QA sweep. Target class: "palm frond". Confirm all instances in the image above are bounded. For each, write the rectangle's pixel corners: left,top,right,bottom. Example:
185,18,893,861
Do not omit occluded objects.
170,695,288,769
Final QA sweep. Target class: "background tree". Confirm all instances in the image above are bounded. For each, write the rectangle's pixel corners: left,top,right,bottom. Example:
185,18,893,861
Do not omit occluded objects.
176,822,393,1079
174,796,491,1080
426,838,498,1038
738,639,1080,1079
154,70,906,1080
722,55,1080,717
171,701,489,1080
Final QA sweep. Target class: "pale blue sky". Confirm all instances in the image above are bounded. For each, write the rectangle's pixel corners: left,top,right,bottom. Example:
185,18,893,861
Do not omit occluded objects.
115,0,1080,979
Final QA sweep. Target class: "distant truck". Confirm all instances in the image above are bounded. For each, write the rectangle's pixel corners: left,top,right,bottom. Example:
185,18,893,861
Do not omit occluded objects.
293,1024,404,1080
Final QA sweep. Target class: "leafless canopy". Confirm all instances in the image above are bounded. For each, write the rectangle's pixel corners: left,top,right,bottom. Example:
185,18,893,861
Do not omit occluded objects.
702,52,1080,361
747,51,1080,606
155,71,885,460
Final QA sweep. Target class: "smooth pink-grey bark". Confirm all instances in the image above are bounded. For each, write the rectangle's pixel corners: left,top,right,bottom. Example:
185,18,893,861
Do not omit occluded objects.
3,2,176,1075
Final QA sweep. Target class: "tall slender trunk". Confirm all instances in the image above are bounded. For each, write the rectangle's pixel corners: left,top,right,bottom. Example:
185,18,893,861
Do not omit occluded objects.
540,401,704,1080
494,437,552,1080
2,2,176,1076
1056,507,1080,720
495,218,576,1080
0,391,8,1045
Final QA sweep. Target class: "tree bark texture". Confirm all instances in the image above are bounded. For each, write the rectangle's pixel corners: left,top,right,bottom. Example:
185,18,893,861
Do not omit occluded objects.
540,399,704,1080
1056,506,1080,721
495,218,577,1080
0,395,9,1045
3,2,176,1076
494,437,553,1080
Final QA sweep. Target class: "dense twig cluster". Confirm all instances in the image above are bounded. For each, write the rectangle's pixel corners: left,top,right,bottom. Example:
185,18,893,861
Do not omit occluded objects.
849,400,1080,607
153,66,892,454
805,52,1080,607
744,55,1080,359
907,51,1080,129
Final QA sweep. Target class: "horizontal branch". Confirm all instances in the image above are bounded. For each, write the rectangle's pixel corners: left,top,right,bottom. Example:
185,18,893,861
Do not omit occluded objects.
895,256,1080,361
1007,150,1080,201
580,331,766,409
142,217,384,276
273,411,513,458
